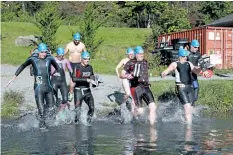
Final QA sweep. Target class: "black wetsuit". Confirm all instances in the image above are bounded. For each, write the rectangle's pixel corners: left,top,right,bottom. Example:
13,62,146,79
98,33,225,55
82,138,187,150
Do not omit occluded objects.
51,58,73,106
70,62,79,70
14,55,60,124
124,59,155,107
187,51,205,102
175,61,194,105
72,63,95,123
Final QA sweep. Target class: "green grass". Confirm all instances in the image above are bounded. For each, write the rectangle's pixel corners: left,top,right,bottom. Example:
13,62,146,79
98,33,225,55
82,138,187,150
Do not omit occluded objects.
214,68,233,75
1,89,25,117
1,22,152,74
1,22,40,65
150,80,233,113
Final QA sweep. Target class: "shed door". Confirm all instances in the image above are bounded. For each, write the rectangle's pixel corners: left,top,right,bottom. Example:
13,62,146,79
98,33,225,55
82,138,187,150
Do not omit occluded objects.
223,29,233,69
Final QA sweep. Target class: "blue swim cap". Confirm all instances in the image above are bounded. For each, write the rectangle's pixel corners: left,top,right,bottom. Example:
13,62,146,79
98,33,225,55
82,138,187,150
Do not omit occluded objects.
134,46,144,54
81,51,90,59
73,33,81,40
56,48,65,56
191,40,199,47
126,48,134,54
38,43,48,52
178,48,188,57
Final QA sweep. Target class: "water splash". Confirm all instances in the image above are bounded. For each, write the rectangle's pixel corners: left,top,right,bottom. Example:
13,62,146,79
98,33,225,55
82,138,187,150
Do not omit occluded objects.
13,91,210,131
120,102,133,124
53,108,75,126
156,91,209,124
156,91,184,123
17,113,39,131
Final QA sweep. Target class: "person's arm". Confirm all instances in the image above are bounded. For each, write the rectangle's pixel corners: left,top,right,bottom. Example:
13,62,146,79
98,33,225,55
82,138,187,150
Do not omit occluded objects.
15,58,32,76
50,65,56,76
161,62,177,78
189,62,202,74
89,66,99,87
7,58,32,87
65,59,73,77
120,70,134,79
120,61,134,79
50,57,61,72
115,59,125,78
66,59,73,73
50,57,57,75
90,66,95,80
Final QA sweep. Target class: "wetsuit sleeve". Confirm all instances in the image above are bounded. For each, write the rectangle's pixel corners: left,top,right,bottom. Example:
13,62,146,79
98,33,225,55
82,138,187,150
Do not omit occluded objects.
66,59,73,78
66,59,73,73
14,58,32,76
90,66,95,80
123,61,130,73
50,57,61,72
66,59,73,72
72,65,89,82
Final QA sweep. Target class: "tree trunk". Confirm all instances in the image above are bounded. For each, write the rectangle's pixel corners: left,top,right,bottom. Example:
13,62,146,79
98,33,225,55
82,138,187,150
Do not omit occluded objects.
137,13,140,28
22,2,25,12
147,12,151,28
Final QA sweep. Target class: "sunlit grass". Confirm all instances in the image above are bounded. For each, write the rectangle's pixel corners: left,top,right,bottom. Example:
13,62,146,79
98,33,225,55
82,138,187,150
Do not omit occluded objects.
1,22,152,73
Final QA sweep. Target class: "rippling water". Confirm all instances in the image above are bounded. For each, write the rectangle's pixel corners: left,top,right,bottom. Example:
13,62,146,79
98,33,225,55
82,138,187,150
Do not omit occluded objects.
1,115,233,155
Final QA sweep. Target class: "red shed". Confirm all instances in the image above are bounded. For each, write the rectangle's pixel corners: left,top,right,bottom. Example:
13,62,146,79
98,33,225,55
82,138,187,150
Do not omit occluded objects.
158,26,233,69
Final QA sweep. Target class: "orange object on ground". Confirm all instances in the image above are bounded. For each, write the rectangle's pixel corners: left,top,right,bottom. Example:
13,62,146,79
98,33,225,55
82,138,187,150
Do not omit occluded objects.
200,69,213,78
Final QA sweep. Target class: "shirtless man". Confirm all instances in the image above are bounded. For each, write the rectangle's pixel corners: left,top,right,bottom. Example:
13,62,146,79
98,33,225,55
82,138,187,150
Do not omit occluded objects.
65,32,86,102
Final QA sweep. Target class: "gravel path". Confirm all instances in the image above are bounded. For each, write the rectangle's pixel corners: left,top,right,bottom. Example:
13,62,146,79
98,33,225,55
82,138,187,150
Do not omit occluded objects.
1,64,123,113
1,64,233,112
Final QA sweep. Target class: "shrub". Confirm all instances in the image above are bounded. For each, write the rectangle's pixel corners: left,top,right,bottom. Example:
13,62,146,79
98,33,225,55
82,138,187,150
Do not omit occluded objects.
1,90,24,117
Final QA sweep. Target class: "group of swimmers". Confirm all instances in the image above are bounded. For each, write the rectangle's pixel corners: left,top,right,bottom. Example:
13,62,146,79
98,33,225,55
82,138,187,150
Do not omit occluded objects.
116,39,212,127
7,33,98,129
7,31,212,129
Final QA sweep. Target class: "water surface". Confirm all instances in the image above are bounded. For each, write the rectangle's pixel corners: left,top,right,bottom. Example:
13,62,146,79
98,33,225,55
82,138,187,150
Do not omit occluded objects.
2,115,233,155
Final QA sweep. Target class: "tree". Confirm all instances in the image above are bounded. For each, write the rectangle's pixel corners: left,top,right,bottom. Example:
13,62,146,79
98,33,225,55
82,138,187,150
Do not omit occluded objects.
59,1,86,25
34,2,62,52
24,1,44,17
199,1,233,25
1,1,31,22
94,2,124,27
118,1,168,28
1,2,19,21
70,2,108,58
158,4,191,33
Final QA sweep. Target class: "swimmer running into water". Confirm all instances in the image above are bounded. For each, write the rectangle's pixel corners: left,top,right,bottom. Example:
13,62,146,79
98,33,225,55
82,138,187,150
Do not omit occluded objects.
116,48,136,116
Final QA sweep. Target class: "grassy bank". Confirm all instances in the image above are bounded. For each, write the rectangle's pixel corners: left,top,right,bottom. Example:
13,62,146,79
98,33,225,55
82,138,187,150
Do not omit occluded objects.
214,69,233,75
1,22,152,75
151,80,233,113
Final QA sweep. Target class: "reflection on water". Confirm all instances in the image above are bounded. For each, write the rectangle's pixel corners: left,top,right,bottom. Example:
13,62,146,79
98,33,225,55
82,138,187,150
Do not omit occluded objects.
1,117,233,155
